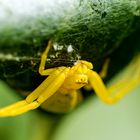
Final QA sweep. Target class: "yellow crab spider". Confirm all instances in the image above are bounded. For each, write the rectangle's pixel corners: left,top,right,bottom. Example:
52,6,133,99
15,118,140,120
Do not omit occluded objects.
0,40,140,117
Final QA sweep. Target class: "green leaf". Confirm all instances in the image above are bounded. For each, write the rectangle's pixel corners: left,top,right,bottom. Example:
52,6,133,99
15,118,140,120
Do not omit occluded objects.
0,0,140,90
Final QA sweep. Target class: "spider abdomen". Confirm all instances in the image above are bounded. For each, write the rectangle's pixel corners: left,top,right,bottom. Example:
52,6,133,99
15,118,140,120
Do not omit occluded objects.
41,90,82,113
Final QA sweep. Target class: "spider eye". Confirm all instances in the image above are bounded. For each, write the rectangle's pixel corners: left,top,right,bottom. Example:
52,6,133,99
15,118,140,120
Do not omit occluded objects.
75,76,88,84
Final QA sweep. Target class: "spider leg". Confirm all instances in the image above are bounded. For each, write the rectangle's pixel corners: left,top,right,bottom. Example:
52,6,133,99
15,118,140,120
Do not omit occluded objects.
26,67,66,103
0,67,69,117
0,101,28,116
36,68,69,104
68,90,83,111
108,54,140,93
39,40,52,75
0,101,39,117
84,58,110,91
38,40,65,76
99,58,110,79
88,55,140,104
68,90,79,111
88,71,139,104
26,39,65,102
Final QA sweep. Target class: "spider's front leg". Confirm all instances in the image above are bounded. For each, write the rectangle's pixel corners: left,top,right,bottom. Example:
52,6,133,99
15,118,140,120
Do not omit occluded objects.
0,67,69,117
88,55,140,104
0,40,69,117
